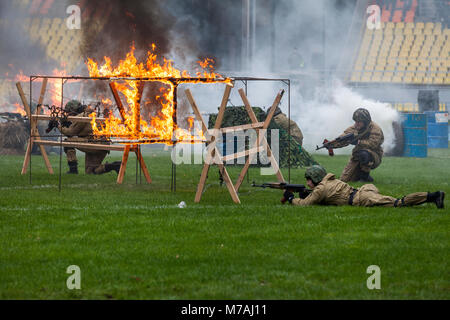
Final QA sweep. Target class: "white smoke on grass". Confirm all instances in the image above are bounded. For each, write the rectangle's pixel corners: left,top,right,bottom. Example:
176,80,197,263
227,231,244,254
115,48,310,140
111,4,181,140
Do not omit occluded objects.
295,82,401,155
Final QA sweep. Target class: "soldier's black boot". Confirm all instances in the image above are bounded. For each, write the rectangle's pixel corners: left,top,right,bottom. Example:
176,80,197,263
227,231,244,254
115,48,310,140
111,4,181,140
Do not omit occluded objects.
358,171,374,182
427,191,445,209
67,161,78,174
105,161,121,174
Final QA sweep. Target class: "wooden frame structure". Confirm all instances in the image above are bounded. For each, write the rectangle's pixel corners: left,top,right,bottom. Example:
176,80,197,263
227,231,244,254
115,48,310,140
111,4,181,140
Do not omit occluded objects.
184,85,285,204
17,77,151,184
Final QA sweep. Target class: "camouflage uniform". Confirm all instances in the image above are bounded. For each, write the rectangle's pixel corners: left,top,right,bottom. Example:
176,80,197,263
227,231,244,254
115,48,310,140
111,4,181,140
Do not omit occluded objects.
332,109,384,182
291,173,442,208
60,104,109,174
273,107,303,146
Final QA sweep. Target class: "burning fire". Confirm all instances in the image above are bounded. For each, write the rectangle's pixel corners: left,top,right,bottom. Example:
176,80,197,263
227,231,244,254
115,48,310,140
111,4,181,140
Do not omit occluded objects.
86,44,231,144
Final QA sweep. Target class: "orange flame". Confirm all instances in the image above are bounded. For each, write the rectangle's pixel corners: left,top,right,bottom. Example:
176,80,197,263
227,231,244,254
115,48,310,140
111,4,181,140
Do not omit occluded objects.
14,103,27,116
86,44,231,144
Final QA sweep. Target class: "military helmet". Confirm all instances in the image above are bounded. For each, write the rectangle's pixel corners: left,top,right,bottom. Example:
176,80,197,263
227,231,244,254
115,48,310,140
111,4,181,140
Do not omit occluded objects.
352,108,371,125
305,165,327,185
65,100,85,114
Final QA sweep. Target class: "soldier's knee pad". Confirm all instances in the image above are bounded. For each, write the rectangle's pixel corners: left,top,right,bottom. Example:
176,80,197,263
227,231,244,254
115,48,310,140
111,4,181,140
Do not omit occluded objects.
357,150,373,166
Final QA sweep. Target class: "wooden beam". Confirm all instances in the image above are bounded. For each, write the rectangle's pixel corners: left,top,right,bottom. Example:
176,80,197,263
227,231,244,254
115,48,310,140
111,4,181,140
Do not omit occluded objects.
34,140,133,152
221,147,260,162
32,115,109,123
109,82,128,122
220,122,264,133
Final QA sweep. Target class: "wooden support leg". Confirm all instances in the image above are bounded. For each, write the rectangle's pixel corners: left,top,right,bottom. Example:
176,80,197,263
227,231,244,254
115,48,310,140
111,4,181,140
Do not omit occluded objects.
218,162,240,204
17,79,54,175
134,147,151,183
195,163,210,203
117,145,130,184
234,89,285,191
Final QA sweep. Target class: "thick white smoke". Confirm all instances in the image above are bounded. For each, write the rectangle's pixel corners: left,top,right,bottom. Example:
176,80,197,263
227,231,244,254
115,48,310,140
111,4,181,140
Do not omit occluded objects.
295,82,401,155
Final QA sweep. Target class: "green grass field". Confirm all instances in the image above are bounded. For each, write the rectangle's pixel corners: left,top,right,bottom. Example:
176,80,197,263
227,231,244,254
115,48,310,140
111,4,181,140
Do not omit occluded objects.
0,146,449,299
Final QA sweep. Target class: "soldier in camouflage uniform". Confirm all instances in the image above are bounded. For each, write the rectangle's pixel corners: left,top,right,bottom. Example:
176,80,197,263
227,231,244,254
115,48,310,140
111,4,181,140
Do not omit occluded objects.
283,165,445,209
332,108,384,182
272,106,303,146
59,100,121,174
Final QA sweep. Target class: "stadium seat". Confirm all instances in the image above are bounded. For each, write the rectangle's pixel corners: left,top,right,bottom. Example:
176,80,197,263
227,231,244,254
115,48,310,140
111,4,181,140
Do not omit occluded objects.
351,72,361,82
382,71,393,82
425,22,434,30
372,73,382,82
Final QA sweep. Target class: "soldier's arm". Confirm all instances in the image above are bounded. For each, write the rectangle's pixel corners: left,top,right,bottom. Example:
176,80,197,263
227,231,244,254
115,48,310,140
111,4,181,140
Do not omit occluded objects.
331,126,357,148
60,121,84,137
291,184,325,206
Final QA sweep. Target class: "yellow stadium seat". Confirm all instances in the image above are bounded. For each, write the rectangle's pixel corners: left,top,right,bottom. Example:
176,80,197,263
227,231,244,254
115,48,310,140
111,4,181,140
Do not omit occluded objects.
385,28,394,35
430,65,439,72
403,28,413,35
405,22,414,29
351,72,361,82
372,73,382,82
425,22,434,29
433,28,442,35
417,65,427,72
416,22,425,29
396,22,405,29
399,51,410,58
379,52,389,59
385,64,396,71
433,77,443,84
392,75,403,83
403,75,413,83
445,77,450,85
414,28,423,35
386,22,395,29
413,75,424,83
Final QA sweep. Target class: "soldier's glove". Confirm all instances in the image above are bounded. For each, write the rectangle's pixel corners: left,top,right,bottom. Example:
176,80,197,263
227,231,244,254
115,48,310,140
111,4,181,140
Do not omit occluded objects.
283,190,294,204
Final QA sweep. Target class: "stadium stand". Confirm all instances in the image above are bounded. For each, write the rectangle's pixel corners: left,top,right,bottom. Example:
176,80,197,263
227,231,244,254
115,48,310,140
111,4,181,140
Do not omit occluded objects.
350,0,450,91
3,0,109,73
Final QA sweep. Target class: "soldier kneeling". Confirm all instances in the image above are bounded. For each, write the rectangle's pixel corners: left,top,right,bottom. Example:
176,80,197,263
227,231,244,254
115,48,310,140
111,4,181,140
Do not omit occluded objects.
59,100,121,175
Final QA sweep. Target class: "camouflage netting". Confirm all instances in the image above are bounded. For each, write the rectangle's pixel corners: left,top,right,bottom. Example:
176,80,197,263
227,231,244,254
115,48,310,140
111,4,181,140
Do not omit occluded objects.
208,106,318,168
0,120,28,155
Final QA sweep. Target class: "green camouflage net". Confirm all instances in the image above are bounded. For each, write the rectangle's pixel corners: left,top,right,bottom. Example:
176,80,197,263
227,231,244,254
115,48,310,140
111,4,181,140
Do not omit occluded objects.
208,106,318,168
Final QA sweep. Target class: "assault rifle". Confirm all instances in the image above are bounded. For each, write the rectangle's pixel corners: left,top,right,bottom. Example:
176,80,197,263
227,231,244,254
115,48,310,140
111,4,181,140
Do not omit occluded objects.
252,182,312,204
45,105,72,133
315,132,356,156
